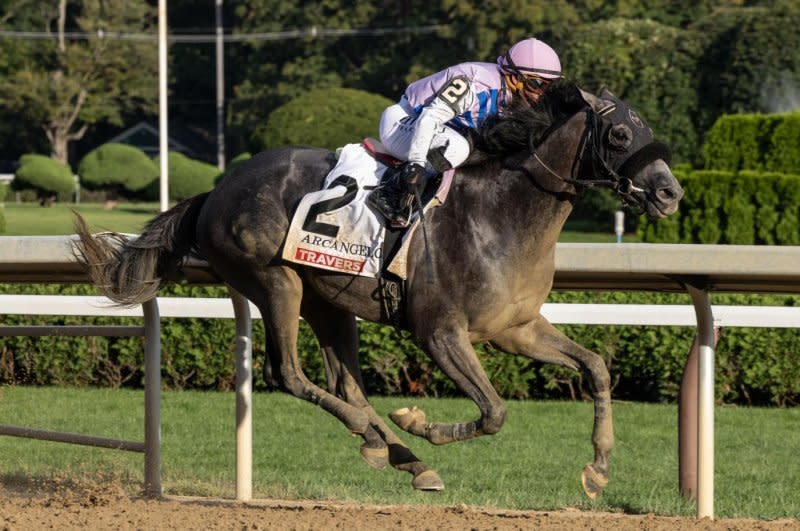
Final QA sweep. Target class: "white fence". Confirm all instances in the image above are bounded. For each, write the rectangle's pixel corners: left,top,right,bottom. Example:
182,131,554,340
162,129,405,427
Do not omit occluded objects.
2,237,800,518
4,293,800,327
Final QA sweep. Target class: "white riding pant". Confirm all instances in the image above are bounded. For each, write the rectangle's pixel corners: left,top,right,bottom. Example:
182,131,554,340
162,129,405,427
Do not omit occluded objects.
378,98,471,172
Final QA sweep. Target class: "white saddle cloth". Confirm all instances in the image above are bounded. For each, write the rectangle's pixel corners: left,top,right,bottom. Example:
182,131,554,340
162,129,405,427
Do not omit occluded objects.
282,143,454,279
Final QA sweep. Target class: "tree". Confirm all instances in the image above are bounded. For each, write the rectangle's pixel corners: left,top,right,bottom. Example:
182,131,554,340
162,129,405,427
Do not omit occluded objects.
0,0,158,165
227,0,455,153
560,18,703,165
693,4,800,136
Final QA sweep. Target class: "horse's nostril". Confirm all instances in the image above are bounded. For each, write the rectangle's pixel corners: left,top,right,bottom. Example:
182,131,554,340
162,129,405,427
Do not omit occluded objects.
657,186,682,202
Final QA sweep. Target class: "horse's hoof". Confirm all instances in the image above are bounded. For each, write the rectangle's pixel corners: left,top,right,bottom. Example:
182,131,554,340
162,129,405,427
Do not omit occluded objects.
389,406,427,433
360,444,389,470
580,463,609,499
411,469,444,491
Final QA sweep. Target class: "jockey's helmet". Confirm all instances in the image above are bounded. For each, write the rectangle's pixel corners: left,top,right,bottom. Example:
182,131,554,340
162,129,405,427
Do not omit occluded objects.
497,38,563,80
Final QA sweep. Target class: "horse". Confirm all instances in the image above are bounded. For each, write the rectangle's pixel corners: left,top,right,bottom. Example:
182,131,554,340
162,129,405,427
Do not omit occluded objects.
73,81,683,498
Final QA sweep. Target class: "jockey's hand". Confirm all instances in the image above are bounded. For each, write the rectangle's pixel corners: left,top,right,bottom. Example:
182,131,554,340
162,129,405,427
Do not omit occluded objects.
400,162,426,188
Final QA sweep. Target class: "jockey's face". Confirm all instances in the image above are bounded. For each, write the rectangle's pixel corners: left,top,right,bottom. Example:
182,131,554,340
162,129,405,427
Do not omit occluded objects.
508,74,551,105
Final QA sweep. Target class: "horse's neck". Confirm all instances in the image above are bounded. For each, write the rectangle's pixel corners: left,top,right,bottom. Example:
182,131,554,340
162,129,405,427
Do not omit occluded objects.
452,162,575,256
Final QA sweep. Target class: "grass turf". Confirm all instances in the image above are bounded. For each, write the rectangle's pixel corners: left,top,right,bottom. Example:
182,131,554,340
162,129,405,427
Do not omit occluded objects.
0,386,797,519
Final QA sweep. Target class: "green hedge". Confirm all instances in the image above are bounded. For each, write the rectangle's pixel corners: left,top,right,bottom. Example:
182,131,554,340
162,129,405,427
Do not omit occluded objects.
150,151,219,201
13,154,75,198
255,88,393,151
1,283,798,406
703,113,800,173
638,169,800,245
214,151,251,185
78,143,159,196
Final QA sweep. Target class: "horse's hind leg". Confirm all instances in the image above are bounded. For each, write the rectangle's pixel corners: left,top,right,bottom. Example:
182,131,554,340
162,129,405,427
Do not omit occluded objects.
301,295,444,490
242,267,375,438
489,317,614,499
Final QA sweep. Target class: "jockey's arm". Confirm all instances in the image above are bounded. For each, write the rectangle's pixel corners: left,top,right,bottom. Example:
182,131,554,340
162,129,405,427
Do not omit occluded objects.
407,76,475,168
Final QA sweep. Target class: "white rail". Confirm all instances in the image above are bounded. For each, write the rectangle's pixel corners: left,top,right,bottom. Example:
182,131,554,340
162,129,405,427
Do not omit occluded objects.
3,294,800,328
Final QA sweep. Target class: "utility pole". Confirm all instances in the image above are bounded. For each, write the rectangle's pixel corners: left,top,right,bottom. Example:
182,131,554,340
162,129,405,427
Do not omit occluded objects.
216,0,225,170
158,0,169,212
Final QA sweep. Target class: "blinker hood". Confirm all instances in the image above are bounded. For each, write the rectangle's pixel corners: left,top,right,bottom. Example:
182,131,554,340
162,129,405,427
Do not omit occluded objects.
594,89,671,179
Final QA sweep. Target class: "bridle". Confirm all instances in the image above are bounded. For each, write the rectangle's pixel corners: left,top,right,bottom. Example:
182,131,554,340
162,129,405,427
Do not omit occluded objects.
531,107,671,210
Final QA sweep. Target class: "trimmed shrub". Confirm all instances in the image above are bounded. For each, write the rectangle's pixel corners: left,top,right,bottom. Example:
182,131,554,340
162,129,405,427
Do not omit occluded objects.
0,182,8,202
151,151,218,201
78,143,159,197
255,88,393,151
215,151,251,185
765,114,800,173
639,169,800,245
703,113,800,173
13,154,75,202
0,206,5,234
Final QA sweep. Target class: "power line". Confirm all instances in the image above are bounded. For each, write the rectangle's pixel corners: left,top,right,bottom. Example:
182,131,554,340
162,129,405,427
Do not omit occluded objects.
0,24,447,44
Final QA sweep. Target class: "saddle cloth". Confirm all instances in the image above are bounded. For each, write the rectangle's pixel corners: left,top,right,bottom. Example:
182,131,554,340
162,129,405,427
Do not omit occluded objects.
282,142,453,279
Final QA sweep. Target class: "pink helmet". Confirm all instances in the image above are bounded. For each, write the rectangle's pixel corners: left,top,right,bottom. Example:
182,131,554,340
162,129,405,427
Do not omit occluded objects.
497,38,562,80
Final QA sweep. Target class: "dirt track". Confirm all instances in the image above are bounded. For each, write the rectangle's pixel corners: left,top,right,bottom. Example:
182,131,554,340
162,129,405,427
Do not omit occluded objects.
2,483,798,531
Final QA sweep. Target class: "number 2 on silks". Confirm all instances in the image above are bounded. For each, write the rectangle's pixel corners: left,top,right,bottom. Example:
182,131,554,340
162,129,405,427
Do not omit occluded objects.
438,76,469,107
302,175,358,238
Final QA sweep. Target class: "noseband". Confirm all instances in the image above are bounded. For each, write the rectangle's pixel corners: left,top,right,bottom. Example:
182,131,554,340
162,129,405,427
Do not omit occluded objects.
532,107,670,210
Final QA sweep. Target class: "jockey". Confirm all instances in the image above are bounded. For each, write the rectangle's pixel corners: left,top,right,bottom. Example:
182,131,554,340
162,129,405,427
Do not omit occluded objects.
367,37,563,226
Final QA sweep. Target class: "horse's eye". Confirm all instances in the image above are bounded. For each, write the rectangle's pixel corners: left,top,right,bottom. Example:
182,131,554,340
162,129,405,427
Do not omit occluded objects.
608,124,633,151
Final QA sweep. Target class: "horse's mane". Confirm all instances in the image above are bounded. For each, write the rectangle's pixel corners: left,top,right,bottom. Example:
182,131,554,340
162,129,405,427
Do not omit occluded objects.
473,80,588,159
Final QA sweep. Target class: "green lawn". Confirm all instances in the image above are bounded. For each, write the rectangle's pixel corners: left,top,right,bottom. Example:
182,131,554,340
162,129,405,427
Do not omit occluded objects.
1,202,160,236
1,202,635,242
0,386,797,519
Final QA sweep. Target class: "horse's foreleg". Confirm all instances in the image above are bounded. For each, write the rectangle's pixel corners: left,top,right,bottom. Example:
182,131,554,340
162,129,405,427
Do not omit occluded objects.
490,318,613,499
301,297,444,491
392,325,507,445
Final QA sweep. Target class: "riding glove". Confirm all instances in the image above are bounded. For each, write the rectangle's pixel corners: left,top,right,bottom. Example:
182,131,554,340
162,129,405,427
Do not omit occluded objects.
400,162,426,190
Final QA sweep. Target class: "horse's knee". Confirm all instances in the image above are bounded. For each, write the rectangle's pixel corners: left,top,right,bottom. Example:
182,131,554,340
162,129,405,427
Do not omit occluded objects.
586,355,611,392
481,403,507,435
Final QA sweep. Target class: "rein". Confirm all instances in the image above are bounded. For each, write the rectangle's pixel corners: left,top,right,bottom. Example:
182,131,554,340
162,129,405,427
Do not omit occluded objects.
531,108,647,209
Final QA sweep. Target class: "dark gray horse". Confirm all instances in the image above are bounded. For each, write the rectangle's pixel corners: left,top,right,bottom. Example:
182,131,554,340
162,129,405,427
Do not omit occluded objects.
74,81,682,498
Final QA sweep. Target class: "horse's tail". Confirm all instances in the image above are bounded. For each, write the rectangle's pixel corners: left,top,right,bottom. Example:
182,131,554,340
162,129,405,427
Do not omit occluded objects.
73,192,210,307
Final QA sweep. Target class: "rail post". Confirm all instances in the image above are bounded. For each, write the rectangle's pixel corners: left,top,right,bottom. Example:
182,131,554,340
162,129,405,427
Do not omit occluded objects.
230,287,253,501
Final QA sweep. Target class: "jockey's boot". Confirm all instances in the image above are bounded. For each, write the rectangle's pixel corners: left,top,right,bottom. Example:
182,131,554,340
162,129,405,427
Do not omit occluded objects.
367,172,414,227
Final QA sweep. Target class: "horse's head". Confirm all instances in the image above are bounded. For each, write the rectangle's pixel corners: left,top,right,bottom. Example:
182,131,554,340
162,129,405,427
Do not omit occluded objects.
475,81,682,220
578,88,683,219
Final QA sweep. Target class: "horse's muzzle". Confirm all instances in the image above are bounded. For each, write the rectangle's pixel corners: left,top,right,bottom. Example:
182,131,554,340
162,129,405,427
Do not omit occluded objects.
646,174,683,219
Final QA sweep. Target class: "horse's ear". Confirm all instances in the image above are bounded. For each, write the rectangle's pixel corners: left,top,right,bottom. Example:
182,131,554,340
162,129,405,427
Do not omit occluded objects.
578,88,598,108
579,87,618,116
578,88,608,113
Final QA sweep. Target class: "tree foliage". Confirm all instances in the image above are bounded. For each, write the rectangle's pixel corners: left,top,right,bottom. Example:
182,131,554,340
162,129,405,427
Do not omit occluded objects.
2,0,797,172
693,4,800,135
561,18,703,165
0,0,158,163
